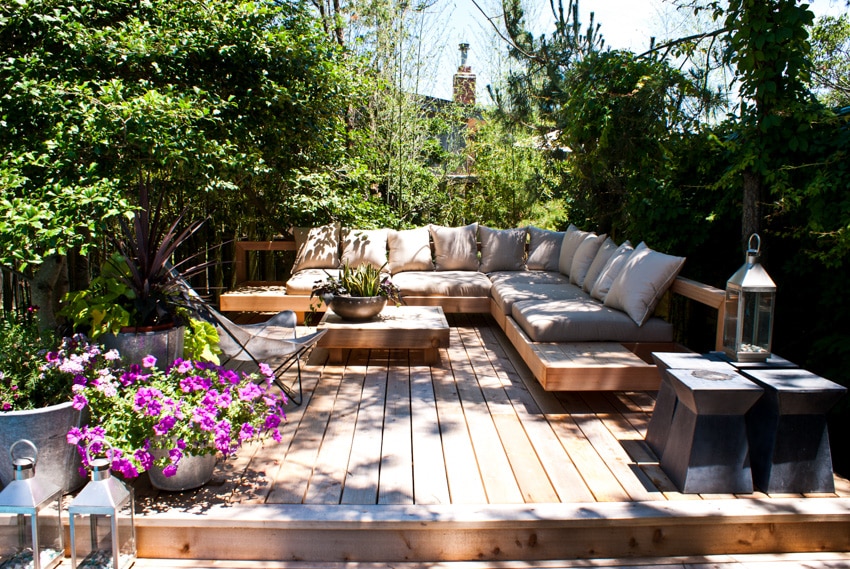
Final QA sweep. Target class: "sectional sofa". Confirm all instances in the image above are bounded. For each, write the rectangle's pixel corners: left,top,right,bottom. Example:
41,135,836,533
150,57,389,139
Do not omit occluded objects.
219,223,726,391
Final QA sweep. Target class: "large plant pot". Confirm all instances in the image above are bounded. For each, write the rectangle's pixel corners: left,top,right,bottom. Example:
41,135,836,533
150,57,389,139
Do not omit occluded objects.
0,400,86,493
329,296,386,321
101,324,185,368
147,451,217,492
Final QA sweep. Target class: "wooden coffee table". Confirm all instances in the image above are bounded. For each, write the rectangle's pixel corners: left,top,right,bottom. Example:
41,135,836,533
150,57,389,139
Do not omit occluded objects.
317,305,450,364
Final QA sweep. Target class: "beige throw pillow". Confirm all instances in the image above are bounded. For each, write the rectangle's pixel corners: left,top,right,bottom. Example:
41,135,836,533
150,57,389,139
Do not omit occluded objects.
583,237,619,293
341,228,388,270
558,225,590,276
590,241,634,302
387,227,433,273
570,233,606,288
604,242,686,326
429,223,479,271
526,226,565,271
291,222,341,273
479,226,527,273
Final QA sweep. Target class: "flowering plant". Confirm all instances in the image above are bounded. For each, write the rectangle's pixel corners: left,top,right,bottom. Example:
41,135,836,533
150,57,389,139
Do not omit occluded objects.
56,336,287,479
0,307,65,411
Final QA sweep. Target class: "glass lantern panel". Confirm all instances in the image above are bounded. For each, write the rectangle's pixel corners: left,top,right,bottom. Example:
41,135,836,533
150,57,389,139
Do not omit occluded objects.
740,290,774,355
72,512,135,569
0,510,62,569
722,288,741,353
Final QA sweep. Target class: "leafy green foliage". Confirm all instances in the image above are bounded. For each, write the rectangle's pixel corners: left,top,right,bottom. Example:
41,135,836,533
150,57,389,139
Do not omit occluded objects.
810,14,850,107
0,308,63,410
183,319,222,364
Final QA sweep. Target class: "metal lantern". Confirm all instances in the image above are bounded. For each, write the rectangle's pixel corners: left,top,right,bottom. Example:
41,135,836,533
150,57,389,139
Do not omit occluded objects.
0,440,64,569
69,455,136,569
723,233,777,362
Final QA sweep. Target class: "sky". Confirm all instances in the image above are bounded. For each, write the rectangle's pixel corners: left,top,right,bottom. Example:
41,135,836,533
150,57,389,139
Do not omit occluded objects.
423,0,849,102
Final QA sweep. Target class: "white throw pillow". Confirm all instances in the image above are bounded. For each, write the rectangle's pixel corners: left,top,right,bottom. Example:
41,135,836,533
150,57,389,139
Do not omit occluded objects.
479,226,527,273
387,227,433,273
429,223,479,271
604,242,686,326
341,228,389,270
583,237,619,293
590,241,633,302
291,222,341,272
525,226,565,271
570,233,606,288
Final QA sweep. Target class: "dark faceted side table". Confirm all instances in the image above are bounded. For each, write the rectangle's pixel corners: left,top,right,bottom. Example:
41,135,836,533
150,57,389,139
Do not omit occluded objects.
646,352,734,459
660,368,763,493
741,368,847,493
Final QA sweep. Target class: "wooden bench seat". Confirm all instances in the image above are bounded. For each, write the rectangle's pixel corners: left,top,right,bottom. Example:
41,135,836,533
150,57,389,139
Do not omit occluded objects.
219,241,726,392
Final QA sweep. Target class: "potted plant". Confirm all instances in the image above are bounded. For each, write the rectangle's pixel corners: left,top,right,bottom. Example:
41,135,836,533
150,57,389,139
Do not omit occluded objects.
59,336,287,491
60,181,211,366
0,311,87,491
311,263,402,321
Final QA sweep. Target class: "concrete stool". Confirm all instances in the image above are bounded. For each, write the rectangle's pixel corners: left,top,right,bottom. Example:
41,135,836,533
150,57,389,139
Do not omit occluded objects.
646,352,733,459
742,368,847,493
660,368,763,494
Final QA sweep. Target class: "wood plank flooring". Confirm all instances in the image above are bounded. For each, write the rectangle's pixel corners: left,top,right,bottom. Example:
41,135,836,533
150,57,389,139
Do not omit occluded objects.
134,313,850,510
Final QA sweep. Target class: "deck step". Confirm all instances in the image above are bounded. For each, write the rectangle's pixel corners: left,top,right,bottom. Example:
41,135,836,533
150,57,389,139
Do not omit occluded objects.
130,499,850,563
127,551,850,568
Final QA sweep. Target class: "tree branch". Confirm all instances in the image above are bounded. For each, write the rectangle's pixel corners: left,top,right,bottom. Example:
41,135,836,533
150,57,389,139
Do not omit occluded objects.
468,0,543,63
636,27,728,59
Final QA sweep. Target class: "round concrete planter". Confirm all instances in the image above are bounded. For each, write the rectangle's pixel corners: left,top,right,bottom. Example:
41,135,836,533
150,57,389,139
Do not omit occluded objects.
148,451,217,492
0,400,86,492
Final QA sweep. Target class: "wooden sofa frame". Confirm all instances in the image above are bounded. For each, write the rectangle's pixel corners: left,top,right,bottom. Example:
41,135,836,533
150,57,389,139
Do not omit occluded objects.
219,241,726,391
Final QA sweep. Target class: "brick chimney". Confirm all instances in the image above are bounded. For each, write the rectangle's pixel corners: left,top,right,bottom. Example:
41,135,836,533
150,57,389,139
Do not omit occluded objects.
453,43,476,105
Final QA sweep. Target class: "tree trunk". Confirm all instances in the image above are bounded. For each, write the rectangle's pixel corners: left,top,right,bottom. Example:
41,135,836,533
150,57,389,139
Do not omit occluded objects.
742,167,761,248
31,254,69,331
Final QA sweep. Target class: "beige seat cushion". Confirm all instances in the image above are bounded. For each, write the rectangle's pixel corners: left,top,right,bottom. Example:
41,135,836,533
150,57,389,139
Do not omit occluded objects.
526,226,565,271
291,222,341,272
604,242,686,326
388,227,433,274
429,223,479,271
285,268,342,295
391,271,491,297
479,226,526,273
487,270,570,287
341,228,388,270
491,280,587,315
512,298,675,343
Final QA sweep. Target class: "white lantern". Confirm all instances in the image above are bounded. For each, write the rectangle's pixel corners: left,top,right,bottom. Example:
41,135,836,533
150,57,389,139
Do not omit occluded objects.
68,455,136,569
0,440,64,569
723,233,777,362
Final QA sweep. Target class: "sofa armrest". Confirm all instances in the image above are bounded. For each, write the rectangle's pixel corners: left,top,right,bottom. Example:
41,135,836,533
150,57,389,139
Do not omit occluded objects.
670,276,726,351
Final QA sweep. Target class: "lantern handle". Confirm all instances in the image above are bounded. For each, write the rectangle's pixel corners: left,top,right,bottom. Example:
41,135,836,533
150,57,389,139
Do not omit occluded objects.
84,440,118,468
748,233,761,255
9,439,38,466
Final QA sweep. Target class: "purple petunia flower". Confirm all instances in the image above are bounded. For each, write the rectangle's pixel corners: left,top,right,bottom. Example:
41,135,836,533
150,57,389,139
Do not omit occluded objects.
239,423,255,441
153,415,177,436
134,450,153,471
238,383,262,401
162,464,178,477
142,355,157,369
72,394,88,410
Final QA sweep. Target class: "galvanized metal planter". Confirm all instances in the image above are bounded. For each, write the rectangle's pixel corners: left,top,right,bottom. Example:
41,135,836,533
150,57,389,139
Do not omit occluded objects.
0,401,86,493
100,324,185,368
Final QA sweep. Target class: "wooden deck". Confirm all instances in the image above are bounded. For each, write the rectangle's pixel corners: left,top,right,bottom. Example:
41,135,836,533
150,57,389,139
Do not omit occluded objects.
126,314,850,565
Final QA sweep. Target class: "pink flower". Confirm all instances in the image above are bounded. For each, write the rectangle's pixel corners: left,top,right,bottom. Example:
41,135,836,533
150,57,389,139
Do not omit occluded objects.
142,355,157,369
72,394,88,410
